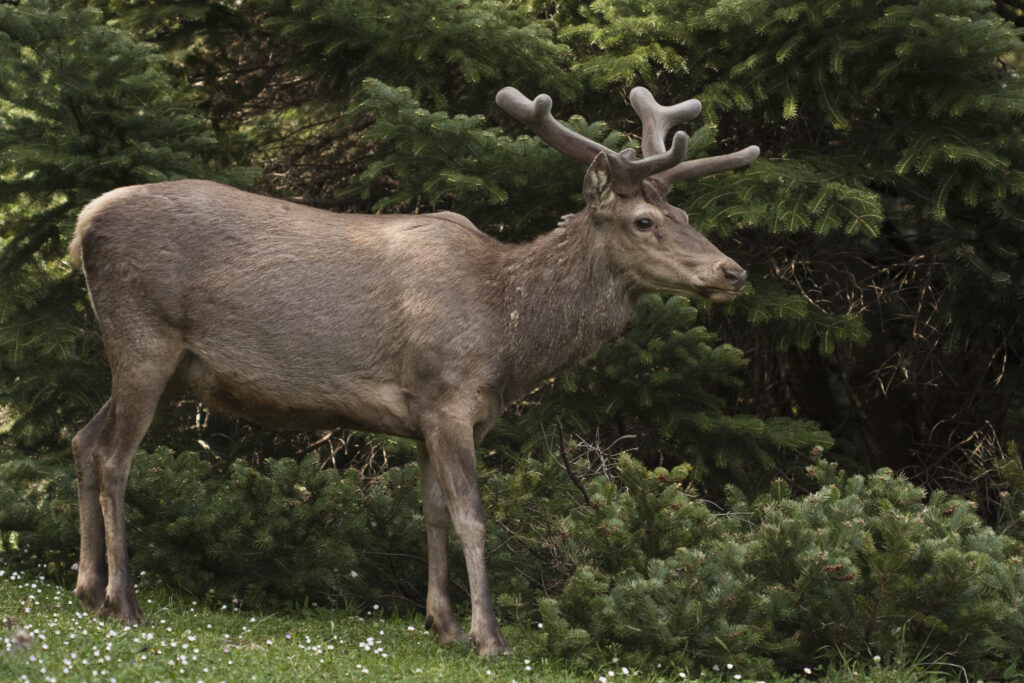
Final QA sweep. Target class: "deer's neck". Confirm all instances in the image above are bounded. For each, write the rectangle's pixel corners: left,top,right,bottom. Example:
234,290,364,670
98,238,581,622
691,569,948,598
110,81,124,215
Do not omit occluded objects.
499,212,635,399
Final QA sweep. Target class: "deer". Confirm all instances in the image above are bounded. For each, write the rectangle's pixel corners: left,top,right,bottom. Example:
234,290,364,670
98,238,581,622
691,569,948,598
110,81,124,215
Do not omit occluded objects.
68,86,759,655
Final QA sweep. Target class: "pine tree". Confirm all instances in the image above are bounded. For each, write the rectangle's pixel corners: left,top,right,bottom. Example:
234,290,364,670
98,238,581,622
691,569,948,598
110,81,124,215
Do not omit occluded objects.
546,0,1024,486
94,0,578,205
0,0,254,448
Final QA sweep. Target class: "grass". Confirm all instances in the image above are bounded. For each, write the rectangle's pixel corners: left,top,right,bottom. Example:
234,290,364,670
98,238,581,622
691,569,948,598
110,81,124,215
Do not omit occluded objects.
0,564,672,682
0,560,963,682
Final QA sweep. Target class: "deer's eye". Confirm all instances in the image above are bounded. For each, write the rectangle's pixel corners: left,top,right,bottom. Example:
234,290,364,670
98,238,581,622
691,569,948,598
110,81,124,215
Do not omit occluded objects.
634,217,654,231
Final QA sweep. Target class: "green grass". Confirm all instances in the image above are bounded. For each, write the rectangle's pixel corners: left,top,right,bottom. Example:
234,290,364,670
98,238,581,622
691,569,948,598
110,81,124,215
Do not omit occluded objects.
0,562,962,682
0,564,650,682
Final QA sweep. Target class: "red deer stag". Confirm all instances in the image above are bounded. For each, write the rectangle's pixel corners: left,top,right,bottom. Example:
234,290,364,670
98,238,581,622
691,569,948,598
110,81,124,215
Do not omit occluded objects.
69,87,759,655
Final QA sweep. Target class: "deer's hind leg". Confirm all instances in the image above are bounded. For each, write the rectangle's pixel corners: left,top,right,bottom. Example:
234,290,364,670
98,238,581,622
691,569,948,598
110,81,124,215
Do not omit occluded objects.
418,444,471,646
78,328,184,625
72,399,113,611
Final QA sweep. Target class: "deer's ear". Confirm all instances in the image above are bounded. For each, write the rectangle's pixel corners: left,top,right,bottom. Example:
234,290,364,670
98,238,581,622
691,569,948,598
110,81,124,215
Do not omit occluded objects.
583,152,616,212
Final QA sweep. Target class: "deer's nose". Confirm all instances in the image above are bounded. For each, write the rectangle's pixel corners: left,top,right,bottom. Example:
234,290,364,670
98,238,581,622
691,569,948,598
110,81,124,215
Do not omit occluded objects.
721,264,748,289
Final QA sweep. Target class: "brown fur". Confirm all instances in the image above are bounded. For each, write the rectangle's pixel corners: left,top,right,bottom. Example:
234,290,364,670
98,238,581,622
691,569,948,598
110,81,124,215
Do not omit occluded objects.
70,152,747,655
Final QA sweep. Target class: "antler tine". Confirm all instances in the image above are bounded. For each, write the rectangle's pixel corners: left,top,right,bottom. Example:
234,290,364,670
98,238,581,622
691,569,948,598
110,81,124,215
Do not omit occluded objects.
496,86,614,165
652,145,761,186
628,87,701,158
496,86,690,190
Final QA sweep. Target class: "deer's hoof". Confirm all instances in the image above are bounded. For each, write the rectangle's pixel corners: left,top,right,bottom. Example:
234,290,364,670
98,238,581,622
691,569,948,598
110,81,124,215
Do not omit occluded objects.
99,593,143,626
425,612,471,646
471,631,511,657
74,582,106,612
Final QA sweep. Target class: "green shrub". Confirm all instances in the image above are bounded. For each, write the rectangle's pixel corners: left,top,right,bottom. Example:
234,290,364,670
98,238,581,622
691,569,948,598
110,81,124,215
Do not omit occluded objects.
739,462,1024,671
126,450,423,607
0,450,78,567
515,455,1024,678
3,446,1022,677
0,447,430,610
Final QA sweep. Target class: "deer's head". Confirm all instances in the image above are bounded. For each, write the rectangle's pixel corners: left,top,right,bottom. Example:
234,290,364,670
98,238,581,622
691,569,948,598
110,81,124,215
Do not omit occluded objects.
497,87,759,303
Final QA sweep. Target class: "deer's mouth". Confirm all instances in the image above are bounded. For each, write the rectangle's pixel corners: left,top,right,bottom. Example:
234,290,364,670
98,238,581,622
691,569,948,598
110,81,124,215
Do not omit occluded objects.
645,280,739,302
700,287,741,303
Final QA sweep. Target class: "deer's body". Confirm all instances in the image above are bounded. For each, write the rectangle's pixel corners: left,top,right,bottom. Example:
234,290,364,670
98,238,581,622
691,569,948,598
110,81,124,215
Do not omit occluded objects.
69,88,759,655
72,179,634,437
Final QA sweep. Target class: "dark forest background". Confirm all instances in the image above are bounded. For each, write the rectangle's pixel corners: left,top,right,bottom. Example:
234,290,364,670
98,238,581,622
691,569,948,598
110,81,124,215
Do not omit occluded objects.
2,0,1023,676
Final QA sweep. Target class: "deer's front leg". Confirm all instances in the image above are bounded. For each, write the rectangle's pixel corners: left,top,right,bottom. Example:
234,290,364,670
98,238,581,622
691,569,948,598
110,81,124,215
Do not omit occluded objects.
417,444,470,646
422,419,510,656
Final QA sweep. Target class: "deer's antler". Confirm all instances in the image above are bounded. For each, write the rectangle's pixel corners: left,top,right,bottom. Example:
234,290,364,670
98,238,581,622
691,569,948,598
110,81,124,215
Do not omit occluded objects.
496,87,687,191
496,86,759,190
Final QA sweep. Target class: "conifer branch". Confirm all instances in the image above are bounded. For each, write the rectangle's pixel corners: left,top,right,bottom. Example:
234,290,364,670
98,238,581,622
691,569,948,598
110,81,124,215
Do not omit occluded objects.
556,421,590,506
